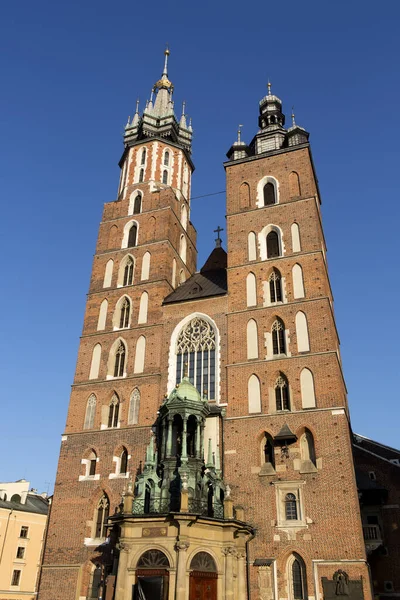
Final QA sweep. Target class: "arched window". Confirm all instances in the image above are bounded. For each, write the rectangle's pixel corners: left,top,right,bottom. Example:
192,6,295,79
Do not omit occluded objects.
103,259,113,288
247,319,258,360
296,311,310,352
138,291,148,324
162,170,168,184
128,388,140,425
181,204,188,229
172,258,177,288
119,297,131,329
300,429,316,466
89,451,97,476
246,272,257,307
292,264,305,299
128,224,137,248
269,269,282,303
120,448,128,474
141,252,151,280
285,493,298,520
263,182,276,206
289,555,307,600
89,344,102,380
89,565,102,599
123,256,134,286
114,341,126,377
97,299,108,331
133,194,142,214
300,368,316,408
248,374,261,413
134,336,146,374
137,549,169,568
272,319,286,355
190,552,217,572
289,171,301,198
95,494,109,538
264,433,275,468
164,150,170,166
141,149,146,165
240,182,250,209
275,374,290,410
267,230,280,258
248,231,257,261
108,394,120,428
176,317,216,399
84,394,96,429
291,222,301,252
139,168,144,183
179,234,187,263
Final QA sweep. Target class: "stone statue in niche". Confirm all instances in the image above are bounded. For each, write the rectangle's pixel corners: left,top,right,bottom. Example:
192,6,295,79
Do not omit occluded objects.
334,570,350,596
258,566,273,600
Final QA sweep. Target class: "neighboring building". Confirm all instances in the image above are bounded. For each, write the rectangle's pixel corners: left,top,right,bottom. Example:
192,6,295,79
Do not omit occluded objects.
0,480,49,600
353,435,400,600
37,50,395,600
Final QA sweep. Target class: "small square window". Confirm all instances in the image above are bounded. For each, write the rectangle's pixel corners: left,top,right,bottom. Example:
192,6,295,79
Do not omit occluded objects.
19,526,29,539
11,570,21,586
16,547,25,559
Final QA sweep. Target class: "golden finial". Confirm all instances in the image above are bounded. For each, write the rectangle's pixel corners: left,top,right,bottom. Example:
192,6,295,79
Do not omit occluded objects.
237,124,243,143
267,80,272,96
164,44,170,56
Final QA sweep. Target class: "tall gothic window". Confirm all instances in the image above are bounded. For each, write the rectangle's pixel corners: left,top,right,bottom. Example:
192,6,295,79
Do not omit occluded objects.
269,269,282,302
263,182,276,206
119,298,130,329
285,493,298,520
133,194,141,214
264,433,275,468
267,230,280,258
120,448,128,474
141,149,146,165
139,168,144,183
176,317,216,400
128,224,137,248
114,342,126,377
162,170,168,184
108,394,120,427
84,394,96,429
164,151,170,166
275,374,290,410
128,388,140,425
272,319,286,355
123,257,134,286
292,559,305,599
95,494,110,538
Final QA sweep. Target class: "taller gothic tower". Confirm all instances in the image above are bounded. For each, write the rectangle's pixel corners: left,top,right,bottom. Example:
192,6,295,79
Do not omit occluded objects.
39,55,373,600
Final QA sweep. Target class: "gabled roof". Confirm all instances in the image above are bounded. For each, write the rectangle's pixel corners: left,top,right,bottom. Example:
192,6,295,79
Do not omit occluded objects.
353,433,400,463
163,246,227,305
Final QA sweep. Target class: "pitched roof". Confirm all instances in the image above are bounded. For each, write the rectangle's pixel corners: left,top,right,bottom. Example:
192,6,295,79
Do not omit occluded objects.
0,493,49,515
163,246,227,305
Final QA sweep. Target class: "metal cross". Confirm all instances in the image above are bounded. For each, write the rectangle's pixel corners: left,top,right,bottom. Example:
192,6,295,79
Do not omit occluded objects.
214,226,224,241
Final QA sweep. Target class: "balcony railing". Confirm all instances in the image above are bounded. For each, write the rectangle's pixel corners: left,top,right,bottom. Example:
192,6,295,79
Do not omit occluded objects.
363,524,382,542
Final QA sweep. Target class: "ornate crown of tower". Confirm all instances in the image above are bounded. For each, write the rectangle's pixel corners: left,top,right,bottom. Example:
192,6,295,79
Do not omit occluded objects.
123,48,193,155
227,82,310,160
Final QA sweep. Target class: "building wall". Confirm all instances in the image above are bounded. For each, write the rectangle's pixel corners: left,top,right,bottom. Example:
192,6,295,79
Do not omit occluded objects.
0,506,47,600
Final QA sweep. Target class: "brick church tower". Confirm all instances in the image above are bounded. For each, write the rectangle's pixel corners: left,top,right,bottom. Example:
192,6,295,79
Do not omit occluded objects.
38,53,373,600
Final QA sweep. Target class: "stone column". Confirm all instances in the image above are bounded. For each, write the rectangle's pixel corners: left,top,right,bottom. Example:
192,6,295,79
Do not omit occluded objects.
223,546,235,600
181,417,188,463
114,542,130,600
162,420,167,459
175,540,190,600
237,549,247,600
166,417,173,457
195,420,201,458
200,423,205,459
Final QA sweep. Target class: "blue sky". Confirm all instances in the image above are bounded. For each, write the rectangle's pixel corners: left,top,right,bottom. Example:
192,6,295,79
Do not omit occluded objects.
0,0,398,492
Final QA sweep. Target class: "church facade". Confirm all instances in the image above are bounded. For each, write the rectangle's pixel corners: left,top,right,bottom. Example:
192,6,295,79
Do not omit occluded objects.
38,50,377,600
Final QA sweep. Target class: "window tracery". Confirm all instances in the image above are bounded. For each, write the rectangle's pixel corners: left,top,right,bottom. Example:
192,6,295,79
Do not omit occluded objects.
176,317,216,399
275,375,290,410
123,257,134,286
114,342,126,377
95,494,109,538
269,269,282,302
272,319,286,355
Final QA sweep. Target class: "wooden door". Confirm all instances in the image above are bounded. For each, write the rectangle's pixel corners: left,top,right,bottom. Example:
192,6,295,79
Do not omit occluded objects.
189,572,217,600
